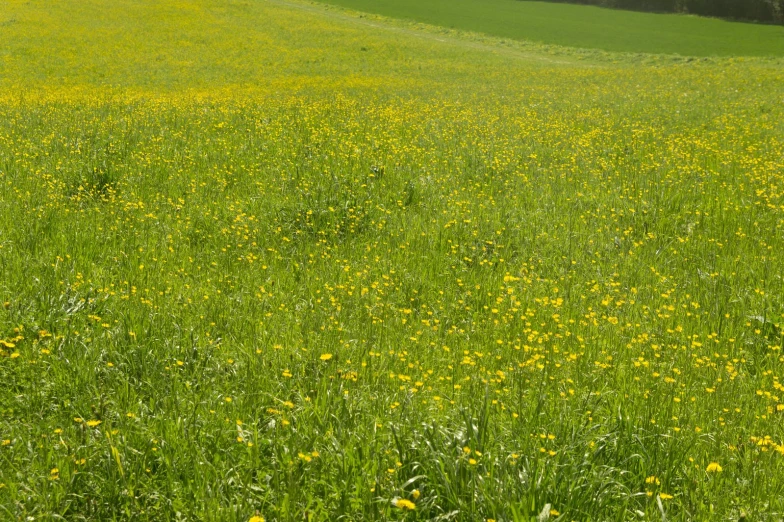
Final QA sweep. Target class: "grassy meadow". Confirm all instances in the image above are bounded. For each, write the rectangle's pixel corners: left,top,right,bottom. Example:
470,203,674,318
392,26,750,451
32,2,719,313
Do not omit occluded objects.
314,0,784,56
1,0,784,520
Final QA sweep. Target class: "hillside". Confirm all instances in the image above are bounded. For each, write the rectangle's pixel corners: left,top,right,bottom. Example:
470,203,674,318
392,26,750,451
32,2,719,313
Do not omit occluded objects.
315,0,784,56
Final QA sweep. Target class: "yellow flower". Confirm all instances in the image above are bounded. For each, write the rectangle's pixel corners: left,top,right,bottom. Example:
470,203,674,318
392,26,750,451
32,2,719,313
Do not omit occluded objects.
86,420,102,427
706,462,723,473
468,458,477,465
319,353,333,361
248,516,265,522
394,498,416,510
412,489,420,499
659,493,673,500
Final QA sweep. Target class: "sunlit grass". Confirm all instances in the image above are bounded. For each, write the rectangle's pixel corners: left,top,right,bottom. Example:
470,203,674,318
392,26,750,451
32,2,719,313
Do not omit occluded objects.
1,0,783,520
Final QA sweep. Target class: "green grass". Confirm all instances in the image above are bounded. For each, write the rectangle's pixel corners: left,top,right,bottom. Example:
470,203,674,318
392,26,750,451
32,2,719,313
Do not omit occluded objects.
1,0,784,520
313,0,784,56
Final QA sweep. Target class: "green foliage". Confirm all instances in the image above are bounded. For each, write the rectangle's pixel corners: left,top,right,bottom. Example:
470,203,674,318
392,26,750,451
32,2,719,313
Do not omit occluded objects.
540,0,784,24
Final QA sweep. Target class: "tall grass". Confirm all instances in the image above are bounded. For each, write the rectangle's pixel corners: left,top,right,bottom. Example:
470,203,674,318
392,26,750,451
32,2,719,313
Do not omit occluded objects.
1,0,783,520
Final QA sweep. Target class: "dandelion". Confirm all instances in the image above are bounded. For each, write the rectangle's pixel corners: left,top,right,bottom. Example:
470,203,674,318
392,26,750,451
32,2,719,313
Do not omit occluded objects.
394,498,416,510
86,420,102,427
706,462,723,473
248,516,265,522
659,493,673,500
319,353,333,361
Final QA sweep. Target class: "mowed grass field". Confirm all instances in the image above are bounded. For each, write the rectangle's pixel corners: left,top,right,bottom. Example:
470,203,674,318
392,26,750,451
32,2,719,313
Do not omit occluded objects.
315,0,784,56
1,0,784,520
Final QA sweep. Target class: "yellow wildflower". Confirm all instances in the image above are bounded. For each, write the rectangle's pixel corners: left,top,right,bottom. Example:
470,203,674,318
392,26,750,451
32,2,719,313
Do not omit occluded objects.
706,462,723,473
394,498,416,510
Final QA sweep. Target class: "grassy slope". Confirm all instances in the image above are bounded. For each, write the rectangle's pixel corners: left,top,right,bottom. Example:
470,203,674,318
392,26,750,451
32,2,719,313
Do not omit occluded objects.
313,0,784,56
1,0,784,521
